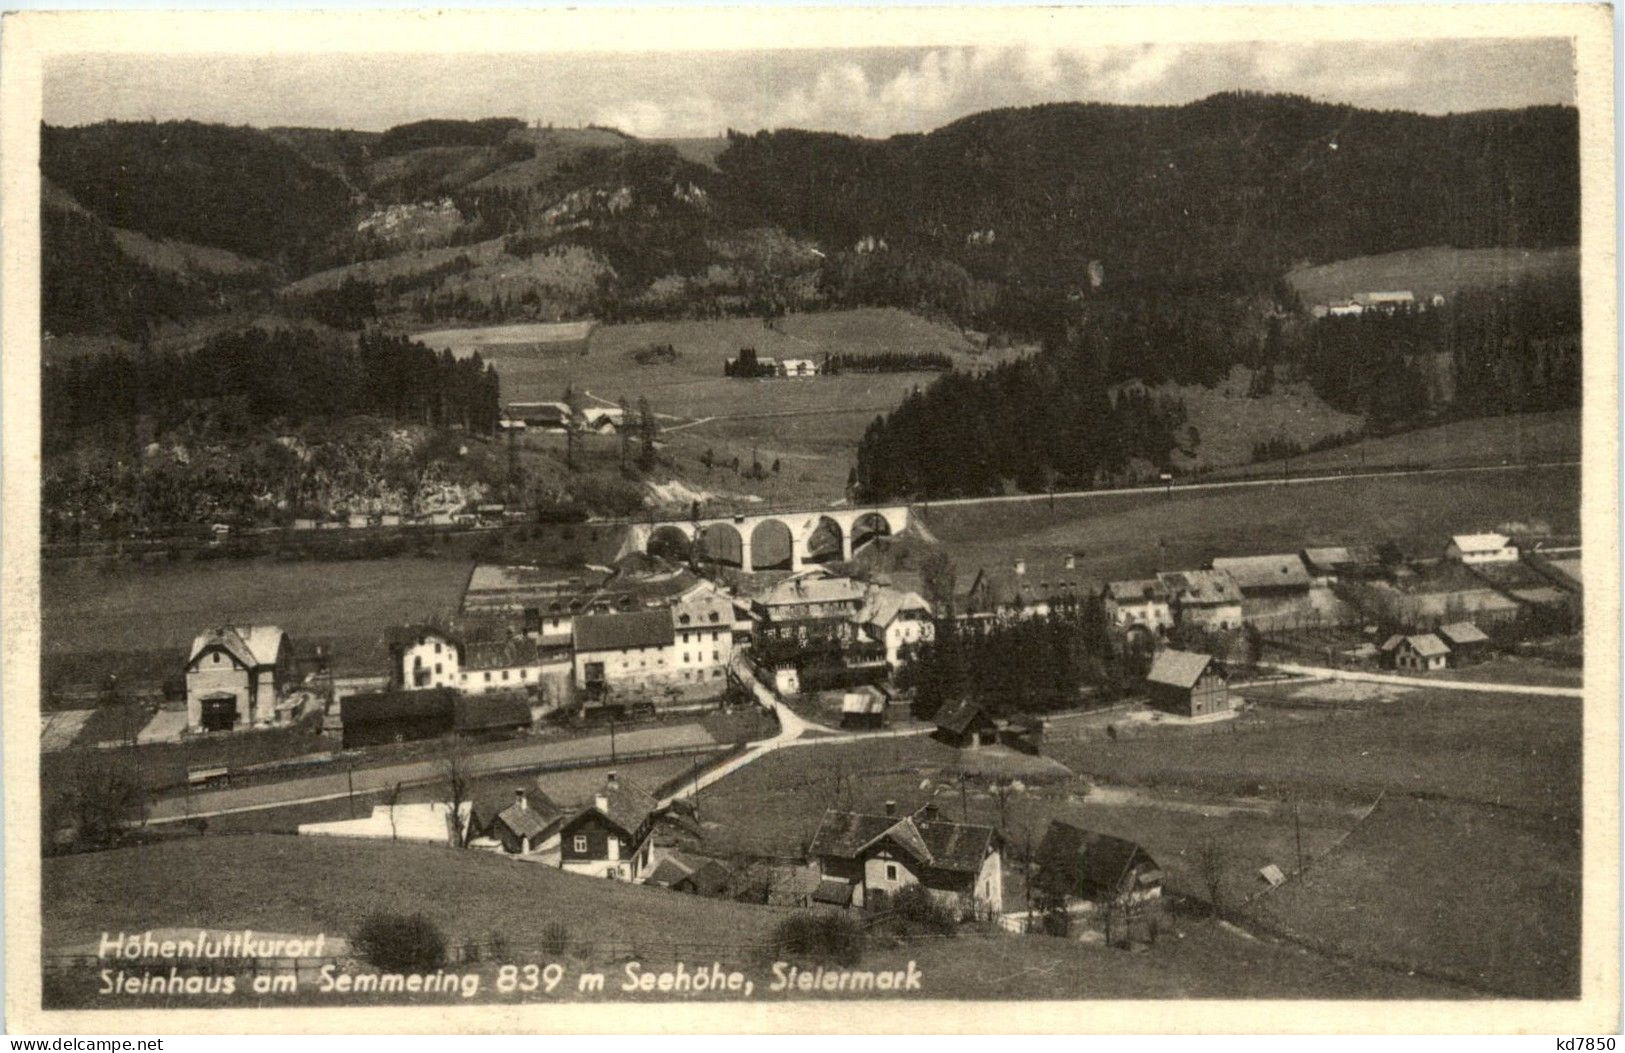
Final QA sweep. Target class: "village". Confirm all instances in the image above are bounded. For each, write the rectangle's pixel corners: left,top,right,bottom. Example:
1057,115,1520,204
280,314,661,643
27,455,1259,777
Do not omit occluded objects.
42,486,1583,960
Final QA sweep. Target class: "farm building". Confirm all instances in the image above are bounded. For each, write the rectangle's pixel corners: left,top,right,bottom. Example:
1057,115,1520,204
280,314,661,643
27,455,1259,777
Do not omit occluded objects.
1210,554,1315,627
1390,634,1451,672
1300,545,1388,584
1035,820,1164,906
505,401,571,429
1445,532,1518,565
808,803,1002,919
572,609,679,702
933,699,1000,749
1104,578,1173,633
1437,621,1492,662
1145,649,1230,719
339,687,457,749
1156,569,1244,631
454,693,533,740
840,686,889,730
644,852,733,896
779,358,818,378
185,625,295,732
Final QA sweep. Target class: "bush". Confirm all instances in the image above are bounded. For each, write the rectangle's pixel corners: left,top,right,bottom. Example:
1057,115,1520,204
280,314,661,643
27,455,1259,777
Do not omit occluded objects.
351,912,447,972
771,912,865,966
888,884,959,936
540,922,571,957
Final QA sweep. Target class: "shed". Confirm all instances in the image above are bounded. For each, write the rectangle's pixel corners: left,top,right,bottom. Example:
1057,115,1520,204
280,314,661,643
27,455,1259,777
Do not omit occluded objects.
840,686,888,730
340,687,457,749
933,699,1000,749
455,694,533,738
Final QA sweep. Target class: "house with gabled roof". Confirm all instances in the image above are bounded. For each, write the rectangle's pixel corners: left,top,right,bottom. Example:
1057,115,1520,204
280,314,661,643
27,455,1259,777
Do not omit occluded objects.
186,625,294,732
1145,649,1230,718
1391,633,1451,671
933,699,1000,749
572,608,679,703
1157,569,1244,631
808,802,1002,919
1437,621,1491,661
1035,820,1164,905
1104,578,1172,632
556,770,661,882
1445,532,1518,565
469,788,566,857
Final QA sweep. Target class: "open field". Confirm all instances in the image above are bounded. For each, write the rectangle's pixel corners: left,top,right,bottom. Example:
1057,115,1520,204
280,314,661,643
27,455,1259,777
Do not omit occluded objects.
918,463,1580,586
41,834,1458,1005
43,557,472,661
1249,795,1579,997
1050,687,1581,817
1284,245,1578,307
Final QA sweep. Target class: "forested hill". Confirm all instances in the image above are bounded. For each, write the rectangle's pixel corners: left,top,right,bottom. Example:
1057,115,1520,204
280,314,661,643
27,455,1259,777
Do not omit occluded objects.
717,93,1579,291
41,120,353,266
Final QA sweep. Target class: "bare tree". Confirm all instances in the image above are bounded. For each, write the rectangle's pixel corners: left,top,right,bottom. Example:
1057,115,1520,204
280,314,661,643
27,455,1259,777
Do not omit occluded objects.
440,742,473,847
386,782,404,842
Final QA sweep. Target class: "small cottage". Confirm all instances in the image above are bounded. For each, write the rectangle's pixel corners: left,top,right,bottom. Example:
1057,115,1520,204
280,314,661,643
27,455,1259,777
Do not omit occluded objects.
1437,621,1491,663
933,699,1000,749
840,686,888,730
808,802,1002,919
1035,820,1164,905
1145,650,1229,718
1392,633,1451,671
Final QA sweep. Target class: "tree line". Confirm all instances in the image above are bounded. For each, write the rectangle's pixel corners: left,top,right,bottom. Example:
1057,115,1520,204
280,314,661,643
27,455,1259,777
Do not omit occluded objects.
901,600,1130,720
43,327,501,453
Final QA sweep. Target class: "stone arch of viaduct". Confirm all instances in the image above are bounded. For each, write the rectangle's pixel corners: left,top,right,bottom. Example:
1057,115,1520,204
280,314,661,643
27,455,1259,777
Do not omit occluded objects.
628,505,908,572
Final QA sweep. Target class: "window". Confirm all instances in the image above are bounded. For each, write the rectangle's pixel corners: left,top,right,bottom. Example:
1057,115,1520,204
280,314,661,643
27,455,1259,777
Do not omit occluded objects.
484,671,492,683
713,651,720,661
435,663,442,674
434,642,441,654
573,835,587,853
502,670,509,681
886,864,898,881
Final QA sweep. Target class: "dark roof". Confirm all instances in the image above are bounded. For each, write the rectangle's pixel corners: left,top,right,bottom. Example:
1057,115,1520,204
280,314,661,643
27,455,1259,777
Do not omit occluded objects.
462,636,543,671
934,699,997,735
495,798,561,841
1146,649,1219,690
645,857,695,888
572,609,675,652
387,624,459,651
807,808,994,875
555,773,660,837
455,693,532,732
1210,554,1312,591
472,789,564,835
341,687,457,725
683,859,733,896
1037,820,1158,893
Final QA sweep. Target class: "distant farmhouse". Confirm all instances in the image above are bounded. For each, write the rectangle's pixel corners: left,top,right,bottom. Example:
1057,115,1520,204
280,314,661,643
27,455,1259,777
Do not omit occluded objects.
1145,649,1230,719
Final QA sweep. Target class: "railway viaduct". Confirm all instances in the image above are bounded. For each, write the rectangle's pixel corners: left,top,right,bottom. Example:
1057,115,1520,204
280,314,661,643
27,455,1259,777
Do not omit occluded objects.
620,504,910,573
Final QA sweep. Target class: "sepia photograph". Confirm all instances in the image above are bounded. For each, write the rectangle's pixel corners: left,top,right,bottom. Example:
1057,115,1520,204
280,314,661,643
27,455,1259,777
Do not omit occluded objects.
1,4,1616,1035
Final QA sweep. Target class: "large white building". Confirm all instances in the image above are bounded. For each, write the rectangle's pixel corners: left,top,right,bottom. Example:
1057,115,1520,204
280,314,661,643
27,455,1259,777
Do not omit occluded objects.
1445,533,1519,565
185,625,294,732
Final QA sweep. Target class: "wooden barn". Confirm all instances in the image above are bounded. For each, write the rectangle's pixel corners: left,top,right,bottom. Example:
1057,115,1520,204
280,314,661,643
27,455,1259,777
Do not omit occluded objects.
1145,650,1229,718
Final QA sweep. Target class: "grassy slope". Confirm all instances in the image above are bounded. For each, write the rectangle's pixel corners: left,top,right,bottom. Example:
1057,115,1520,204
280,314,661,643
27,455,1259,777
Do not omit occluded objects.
920,463,1580,585
42,834,1457,1002
43,557,472,657
1285,245,1579,306
1249,795,1579,997
1229,409,1580,477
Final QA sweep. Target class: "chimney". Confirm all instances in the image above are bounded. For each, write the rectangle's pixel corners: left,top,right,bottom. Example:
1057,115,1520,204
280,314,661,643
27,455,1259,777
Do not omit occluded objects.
1014,559,1026,576
1064,554,1076,571
606,770,618,786
514,789,528,811
919,803,939,822
884,800,896,817
595,793,610,813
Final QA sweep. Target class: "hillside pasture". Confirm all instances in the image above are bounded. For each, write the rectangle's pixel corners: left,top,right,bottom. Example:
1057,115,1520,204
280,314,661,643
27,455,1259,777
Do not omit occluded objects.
43,557,472,659
1285,245,1578,307
918,462,1580,586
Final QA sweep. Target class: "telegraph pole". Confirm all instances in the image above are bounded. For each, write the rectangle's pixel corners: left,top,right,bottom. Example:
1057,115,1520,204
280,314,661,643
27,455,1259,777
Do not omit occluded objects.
1293,801,1304,875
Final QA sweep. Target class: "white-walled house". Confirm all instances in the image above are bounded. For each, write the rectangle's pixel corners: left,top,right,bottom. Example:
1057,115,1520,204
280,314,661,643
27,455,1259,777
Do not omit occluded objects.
1104,579,1173,632
670,584,735,687
1445,533,1519,565
392,626,461,691
185,625,293,732
859,586,935,672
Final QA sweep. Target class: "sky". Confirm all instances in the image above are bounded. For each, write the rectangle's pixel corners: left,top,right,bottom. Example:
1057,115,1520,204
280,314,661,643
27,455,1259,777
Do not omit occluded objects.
44,39,1575,139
